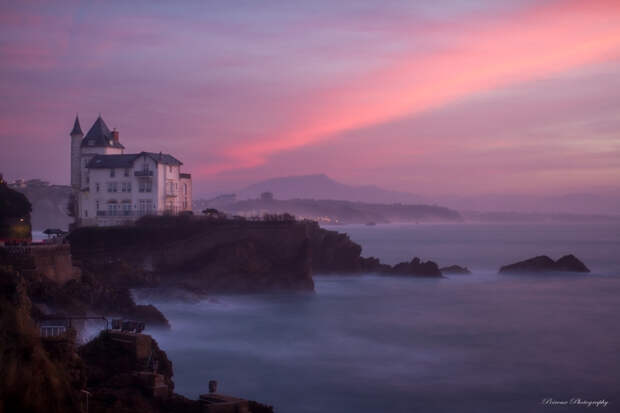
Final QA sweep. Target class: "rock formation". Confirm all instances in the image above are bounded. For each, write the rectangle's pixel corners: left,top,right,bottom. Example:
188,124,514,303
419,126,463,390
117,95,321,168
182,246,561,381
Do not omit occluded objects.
440,265,471,275
69,216,315,293
499,254,590,274
389,257,442,277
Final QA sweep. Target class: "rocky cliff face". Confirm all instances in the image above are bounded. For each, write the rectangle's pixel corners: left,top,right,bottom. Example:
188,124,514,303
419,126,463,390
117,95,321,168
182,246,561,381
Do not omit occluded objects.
69,217,448,291
0,267,84,413
69,216,315,293
0,265,271,413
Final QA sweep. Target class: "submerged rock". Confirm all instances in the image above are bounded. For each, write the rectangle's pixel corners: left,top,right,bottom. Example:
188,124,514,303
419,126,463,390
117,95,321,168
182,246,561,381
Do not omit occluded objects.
499,254,590,274
440,265,471,275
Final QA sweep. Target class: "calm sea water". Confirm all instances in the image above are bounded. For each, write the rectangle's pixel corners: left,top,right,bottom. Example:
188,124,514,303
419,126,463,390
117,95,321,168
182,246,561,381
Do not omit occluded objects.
140,223,620,413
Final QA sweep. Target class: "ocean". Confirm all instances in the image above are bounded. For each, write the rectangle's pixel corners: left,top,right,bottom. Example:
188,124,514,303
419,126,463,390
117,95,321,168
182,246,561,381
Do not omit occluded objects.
139,223,620,412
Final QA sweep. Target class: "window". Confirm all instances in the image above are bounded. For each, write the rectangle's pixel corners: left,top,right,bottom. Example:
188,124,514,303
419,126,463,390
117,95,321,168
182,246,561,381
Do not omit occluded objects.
138,199,153,215
121,182,132,192
139,180,152,193
96,200,100,210
96,183,100,192
107,182,118,192
84,159,88,168
169,165,172,173
84,209,88,217
110,169,115,177
124,168,130,177
121,202,131,215
108,202,119,216
184,183,187,195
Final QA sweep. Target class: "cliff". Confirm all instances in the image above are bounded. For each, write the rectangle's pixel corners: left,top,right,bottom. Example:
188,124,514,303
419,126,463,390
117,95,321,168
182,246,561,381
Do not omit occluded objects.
0,266,84,413
69,216,446,294
69,215,315,293
0,266,272,413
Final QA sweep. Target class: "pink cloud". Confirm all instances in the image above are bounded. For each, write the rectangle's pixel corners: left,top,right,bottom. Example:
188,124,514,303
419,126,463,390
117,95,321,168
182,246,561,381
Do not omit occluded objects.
210,0,620,176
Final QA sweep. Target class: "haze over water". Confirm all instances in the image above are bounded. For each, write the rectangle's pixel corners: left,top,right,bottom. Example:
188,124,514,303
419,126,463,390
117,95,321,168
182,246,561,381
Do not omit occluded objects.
141,223,620,412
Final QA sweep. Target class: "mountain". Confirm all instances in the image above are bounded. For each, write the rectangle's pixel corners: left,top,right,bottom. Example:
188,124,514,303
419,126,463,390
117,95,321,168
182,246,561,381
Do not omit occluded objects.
236,174,424,203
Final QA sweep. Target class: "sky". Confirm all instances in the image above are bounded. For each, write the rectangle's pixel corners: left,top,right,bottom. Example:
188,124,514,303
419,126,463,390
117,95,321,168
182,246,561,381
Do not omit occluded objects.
1,0,620,203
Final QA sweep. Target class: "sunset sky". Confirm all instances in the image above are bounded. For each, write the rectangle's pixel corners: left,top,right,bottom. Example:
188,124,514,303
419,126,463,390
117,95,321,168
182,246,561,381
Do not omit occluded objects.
2,0,620,202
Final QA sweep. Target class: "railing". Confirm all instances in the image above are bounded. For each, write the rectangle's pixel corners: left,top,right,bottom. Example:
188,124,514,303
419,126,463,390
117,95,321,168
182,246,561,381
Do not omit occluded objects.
165,189,178,197
95,210,178,217
97,210,142,217
134,170,153,177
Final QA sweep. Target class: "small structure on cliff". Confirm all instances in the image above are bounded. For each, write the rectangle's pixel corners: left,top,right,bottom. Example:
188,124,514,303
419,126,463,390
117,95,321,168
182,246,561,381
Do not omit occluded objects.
39,319,71,339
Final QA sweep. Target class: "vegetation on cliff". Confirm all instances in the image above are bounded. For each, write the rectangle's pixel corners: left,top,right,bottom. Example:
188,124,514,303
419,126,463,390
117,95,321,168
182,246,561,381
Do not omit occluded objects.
0,266,84,413
0,179,32,242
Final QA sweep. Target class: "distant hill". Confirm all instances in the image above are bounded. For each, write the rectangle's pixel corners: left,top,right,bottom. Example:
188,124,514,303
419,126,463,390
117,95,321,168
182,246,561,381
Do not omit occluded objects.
197,197,462,225
236,174,424,204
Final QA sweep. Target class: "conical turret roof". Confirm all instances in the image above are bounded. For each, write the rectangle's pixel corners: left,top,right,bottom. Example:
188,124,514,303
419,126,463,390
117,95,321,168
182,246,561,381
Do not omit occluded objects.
70,115,83,136
81,115,124,149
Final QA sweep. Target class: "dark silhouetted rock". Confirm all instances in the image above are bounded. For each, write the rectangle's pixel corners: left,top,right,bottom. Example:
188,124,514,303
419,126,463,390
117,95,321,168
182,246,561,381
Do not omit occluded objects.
499,254,590,274
389,257,442,277
554,254,590,272
440,265,471,275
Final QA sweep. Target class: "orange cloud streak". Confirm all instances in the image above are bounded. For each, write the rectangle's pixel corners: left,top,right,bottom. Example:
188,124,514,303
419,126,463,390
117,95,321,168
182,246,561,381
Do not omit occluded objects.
203,0,620,176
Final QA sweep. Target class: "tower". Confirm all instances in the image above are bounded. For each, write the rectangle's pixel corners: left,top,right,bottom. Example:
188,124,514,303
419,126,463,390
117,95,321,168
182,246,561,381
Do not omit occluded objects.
70,115,83,222
70,115,83,191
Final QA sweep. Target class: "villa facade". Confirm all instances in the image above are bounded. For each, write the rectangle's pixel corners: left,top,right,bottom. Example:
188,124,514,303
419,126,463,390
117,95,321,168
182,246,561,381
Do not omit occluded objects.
70,115,192,226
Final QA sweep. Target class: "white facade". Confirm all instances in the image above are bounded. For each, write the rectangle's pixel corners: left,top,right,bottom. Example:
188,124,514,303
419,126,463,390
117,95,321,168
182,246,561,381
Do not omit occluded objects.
70,116,192,226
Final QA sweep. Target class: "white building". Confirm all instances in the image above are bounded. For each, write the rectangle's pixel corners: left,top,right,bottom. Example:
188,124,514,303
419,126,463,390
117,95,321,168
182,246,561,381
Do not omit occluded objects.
70,115,192,226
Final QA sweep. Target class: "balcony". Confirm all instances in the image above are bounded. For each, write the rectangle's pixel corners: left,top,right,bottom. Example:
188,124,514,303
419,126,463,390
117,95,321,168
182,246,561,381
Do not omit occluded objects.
165,189,178,197
96,210,136,217
134,170,153,177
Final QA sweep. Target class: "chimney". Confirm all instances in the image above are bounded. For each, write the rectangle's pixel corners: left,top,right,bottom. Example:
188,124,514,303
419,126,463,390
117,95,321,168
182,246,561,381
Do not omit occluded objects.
112,128,119,142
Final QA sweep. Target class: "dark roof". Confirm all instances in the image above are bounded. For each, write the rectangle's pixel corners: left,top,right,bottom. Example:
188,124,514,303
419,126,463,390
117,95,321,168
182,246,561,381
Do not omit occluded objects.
81,116,124,149
142,152,183,166
87,152,183,169
70,115,83,136
87,154,140,169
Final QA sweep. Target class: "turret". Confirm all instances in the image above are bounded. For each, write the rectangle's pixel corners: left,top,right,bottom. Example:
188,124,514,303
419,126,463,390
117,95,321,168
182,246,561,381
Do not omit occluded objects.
70,115,83,191
70,115,83,222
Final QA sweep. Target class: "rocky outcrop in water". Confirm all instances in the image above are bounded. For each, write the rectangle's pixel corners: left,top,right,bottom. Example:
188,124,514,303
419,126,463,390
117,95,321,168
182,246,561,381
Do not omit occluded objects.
389,258,442,277
499,254,590,274
440,265,471,275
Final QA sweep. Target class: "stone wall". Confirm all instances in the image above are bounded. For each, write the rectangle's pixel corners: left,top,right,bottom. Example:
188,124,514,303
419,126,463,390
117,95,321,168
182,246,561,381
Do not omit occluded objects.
28,244,80,284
